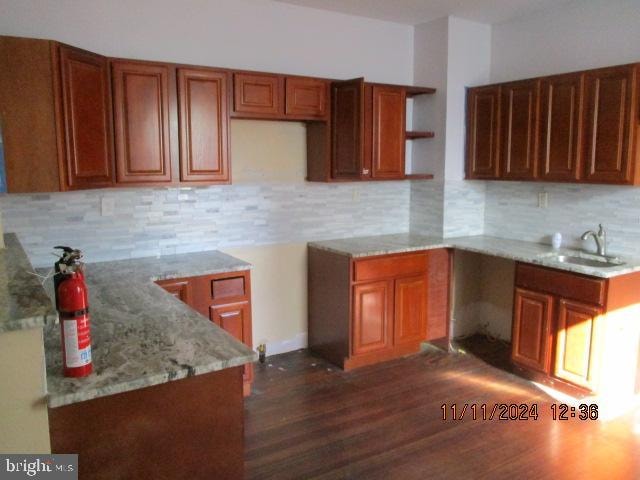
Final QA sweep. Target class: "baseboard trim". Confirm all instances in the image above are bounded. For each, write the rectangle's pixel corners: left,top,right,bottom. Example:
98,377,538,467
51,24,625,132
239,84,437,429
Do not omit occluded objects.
264,332,308,357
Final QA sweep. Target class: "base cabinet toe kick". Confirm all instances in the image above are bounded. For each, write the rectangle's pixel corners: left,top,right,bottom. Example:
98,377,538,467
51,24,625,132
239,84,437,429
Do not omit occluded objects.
308,247,452,370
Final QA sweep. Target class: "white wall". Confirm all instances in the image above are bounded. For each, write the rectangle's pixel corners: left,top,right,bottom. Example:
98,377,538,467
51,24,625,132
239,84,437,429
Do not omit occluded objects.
444,17,491,181
412,17,448,180
491,0,640,82
0,0,413,84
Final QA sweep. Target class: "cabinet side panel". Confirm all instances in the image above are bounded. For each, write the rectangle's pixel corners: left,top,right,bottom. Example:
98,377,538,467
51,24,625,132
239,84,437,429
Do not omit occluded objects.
0,37,61,192
308,247,350,367
306,122,330,182
426,248,451,341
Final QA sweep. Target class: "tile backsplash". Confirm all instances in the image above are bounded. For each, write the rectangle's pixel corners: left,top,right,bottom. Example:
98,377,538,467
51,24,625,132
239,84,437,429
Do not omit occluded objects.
1,181,410,267
484,181,640,257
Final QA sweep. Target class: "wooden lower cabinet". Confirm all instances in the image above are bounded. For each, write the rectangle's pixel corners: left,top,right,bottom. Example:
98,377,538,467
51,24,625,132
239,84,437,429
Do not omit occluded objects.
309,247,451,370
554,299,602,390
156,270,253,396
394,275,428,346
511,288,553,373
352,281,393,356
511,263,640,397
210,301,254,391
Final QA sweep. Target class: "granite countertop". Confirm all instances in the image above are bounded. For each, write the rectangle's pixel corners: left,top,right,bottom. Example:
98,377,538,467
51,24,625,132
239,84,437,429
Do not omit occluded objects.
309,233,640,279
0,233,58,333
42,250,257,408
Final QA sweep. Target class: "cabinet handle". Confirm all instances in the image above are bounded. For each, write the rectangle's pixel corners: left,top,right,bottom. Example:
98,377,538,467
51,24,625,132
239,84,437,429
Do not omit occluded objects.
220,311,238,318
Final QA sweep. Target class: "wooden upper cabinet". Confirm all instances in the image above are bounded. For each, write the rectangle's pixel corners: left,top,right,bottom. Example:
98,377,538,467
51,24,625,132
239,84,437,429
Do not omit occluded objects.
500,80,539,180
59,45,114,189
466,85,501,179
554,299,602,390
352,281,393,356
511,288,553,373
394,275,427,346
583,64,638,184
371,85,406,179
232,72,284,118
331,78,365,179
112,61,172,184
285,77,328,120
177,68,230,183
538,73,584,181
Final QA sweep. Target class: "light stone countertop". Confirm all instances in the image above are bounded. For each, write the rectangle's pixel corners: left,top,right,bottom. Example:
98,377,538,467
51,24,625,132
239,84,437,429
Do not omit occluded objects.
0,233,58,333
308,233,640,279
42,250,257,408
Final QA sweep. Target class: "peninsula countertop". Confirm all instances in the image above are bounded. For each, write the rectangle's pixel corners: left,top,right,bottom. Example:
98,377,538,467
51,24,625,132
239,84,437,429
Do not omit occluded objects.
43,249,257,408
308,233,640,279
0,233,57,333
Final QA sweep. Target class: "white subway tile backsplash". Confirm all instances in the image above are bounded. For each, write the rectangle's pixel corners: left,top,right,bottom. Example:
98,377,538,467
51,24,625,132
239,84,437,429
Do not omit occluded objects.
484,181,640,256
1,182,410,267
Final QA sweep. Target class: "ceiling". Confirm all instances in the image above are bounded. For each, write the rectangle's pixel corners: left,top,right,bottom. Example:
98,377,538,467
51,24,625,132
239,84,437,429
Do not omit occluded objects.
271,0,576,25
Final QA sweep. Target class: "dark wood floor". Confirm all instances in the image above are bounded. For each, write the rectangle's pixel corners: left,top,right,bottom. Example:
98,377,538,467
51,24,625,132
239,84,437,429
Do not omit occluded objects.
244,337,640,479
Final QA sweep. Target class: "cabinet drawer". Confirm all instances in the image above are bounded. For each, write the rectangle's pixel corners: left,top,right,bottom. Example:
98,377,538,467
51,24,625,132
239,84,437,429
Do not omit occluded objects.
515,263,605,306
211,276,246,300
354,253,428,282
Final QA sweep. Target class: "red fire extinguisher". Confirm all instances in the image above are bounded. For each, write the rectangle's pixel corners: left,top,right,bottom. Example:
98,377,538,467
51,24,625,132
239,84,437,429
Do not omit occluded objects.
54,246,92,378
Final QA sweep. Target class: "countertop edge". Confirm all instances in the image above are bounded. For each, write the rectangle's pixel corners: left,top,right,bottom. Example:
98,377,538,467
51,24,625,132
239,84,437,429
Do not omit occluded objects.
48,351,258,408
308,236,640,279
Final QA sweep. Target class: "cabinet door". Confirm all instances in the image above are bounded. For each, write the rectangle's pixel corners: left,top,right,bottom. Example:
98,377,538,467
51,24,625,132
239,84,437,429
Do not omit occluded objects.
511,288,553,373
583,65,637,184
112,61,172,184
394,275,427,346
539,73,584,181
331,78,365,180
177,68,229,183
285,77,328,120
465,85,501,179
210,302,253,386
501,80,539,179
232,73,283,118
371,85,406,179
352,281,393,356
156,279,193,306
59,45,114,189
554,299,602,390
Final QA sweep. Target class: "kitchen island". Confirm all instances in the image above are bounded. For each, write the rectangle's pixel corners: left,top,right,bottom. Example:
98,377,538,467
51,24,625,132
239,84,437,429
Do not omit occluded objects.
42,250,257,479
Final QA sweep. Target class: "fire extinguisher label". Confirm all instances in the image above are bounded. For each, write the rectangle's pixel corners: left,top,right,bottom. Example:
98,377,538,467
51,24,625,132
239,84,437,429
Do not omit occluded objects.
63,318,92,368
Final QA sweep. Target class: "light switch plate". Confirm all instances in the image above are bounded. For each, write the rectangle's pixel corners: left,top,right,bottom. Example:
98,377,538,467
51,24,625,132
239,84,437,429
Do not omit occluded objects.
538,192,548,208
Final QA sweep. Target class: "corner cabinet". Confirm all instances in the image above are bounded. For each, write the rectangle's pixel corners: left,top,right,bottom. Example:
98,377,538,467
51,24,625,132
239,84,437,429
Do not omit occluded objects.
0,37,116,192
156,270,253,396
308,247,451,370
511,263,640,396
466,62,640,185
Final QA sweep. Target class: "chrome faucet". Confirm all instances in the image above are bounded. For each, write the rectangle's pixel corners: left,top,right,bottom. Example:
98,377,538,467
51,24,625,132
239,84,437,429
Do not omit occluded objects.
581,224,607,256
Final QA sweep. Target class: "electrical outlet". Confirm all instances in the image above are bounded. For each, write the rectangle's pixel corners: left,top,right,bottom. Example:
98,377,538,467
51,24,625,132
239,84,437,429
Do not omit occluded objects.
101,197,115,216
538,192,548,208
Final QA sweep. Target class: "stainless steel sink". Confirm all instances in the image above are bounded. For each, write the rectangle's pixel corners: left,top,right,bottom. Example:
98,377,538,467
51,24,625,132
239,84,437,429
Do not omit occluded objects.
547,254,625,268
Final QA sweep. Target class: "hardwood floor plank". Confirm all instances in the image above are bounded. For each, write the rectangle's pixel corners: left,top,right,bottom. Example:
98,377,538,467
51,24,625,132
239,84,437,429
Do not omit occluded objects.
244,339,640,479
